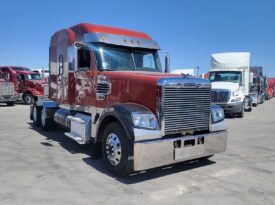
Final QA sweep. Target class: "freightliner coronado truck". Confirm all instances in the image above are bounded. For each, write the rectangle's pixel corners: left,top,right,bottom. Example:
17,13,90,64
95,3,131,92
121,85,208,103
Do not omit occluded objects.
0,71,17,106
209,52,253,118
30,23,227,176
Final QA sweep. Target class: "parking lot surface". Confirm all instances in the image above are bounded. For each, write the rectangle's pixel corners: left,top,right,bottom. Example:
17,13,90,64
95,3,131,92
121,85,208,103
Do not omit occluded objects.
0,100,275,205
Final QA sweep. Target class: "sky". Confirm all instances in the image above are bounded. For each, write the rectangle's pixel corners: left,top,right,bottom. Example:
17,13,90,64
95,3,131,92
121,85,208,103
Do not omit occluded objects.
0,0,275,76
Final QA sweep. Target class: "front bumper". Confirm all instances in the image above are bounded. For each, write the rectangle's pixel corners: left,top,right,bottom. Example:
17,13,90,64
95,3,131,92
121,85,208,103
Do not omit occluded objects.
133,129,227,171
217,102,243,114
0,95,17,102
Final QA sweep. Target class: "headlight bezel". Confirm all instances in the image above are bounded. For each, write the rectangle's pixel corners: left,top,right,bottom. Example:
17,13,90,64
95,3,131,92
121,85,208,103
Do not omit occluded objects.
131,112,158,130
211,104,225,123
231,96,242,103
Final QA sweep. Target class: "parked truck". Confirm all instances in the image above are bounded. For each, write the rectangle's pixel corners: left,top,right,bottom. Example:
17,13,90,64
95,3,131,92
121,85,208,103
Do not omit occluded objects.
0,71,17,106
250,66,266,104
267,78,275,99
0,66,47,104
30,23,227,176
32,68,50,81
209,52,253,117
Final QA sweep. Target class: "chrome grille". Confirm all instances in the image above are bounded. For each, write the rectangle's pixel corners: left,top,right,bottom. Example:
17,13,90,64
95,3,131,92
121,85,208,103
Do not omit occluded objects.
211,89,230,103
0,83,14,96
163,86,211,135
43,83,49,97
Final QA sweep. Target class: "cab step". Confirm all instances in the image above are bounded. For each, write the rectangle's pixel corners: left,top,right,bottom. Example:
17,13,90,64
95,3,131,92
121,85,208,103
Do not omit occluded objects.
64,132,89,144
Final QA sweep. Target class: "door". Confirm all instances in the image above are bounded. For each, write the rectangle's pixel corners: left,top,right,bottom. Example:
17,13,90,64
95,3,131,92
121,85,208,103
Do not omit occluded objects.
74,46,96,107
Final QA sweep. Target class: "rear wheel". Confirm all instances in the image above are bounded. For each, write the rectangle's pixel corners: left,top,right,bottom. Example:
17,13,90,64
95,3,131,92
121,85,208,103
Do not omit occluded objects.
41,108,56,131
33,106,41,127
246,106,252,112
102,122,133,177
23,93,34,105
6,102,15,106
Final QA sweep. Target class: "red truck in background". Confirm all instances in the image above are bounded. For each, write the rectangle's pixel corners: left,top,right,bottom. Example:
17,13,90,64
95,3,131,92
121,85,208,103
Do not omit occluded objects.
0,66,47,104
0,71,18,106
267,78,275,99
30,23,228,176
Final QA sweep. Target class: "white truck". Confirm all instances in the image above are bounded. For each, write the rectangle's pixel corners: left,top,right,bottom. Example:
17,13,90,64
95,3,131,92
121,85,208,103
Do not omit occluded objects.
209,52,253,118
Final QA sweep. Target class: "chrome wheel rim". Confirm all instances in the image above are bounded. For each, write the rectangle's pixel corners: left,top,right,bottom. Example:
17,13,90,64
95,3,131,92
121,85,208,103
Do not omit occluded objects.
33,107,37,123
41,109,46,127
105,133,121,166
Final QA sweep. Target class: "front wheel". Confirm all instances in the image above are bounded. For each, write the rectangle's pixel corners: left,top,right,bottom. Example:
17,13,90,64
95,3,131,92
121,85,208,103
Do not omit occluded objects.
23,93,34,105
102,122,133,177
237,102,245,118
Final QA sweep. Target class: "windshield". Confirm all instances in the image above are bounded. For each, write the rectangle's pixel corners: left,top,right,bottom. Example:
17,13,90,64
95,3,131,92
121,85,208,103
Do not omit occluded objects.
92,44,162,72
12,67,31,71
26,74,42,80
209,71,242,83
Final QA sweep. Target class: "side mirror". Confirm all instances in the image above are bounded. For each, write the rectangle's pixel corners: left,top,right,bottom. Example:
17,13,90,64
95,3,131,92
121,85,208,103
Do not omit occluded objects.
164,54,170,73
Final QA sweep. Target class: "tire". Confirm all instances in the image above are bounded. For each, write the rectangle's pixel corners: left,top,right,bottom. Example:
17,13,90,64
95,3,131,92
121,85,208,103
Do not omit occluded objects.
101,122,133,177
33,106,42,127
6,101,15,106
23,93,34,105
41,108,56,131
246,106,252,112
237,102,244,118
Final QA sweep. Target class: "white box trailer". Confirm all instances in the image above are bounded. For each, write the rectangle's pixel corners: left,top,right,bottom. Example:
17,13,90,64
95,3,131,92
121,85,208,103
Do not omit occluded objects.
209,52,253,117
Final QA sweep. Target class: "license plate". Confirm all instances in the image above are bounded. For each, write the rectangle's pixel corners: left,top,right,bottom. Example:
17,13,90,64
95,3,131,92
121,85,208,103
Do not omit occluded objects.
174,143,204,160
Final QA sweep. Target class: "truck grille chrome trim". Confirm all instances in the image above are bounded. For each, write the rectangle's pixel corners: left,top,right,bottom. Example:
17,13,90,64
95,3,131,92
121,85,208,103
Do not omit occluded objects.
211,89,230,103
43,83,49,97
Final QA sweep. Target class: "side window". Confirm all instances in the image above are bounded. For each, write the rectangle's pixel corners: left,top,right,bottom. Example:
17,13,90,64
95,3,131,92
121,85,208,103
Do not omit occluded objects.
1,67,9,72
143,54,156,69
58,55,63,75
77,47,91,71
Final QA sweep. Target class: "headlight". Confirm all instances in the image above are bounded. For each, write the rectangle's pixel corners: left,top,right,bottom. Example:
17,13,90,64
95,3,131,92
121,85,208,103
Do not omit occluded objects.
131,112,157,129
231,97,242,102
211,105,224,123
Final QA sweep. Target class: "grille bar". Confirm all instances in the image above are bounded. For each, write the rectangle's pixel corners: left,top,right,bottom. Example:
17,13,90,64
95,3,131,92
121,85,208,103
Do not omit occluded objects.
211,89,230,103
163,86,210,135
0,83,14,96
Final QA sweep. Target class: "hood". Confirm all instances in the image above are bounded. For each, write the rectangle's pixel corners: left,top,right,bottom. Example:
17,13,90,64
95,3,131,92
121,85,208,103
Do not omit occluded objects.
103,71,182,83
29,80,46,85
98,71,184,113
211,81,239,92
15,70,37,75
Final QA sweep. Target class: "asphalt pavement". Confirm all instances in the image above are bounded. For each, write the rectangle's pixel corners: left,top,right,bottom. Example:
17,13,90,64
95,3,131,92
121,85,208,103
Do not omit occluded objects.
0,99,275,205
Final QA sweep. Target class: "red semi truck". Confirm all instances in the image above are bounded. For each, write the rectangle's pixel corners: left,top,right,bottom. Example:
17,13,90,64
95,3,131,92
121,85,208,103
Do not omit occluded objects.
0,71,17,106
267,78,275,99
0,66,47,104
30,23,228,176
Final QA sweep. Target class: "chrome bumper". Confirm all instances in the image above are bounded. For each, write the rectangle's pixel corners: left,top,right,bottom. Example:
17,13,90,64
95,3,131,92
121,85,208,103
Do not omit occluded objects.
0,95,17,102
133,130,227,171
